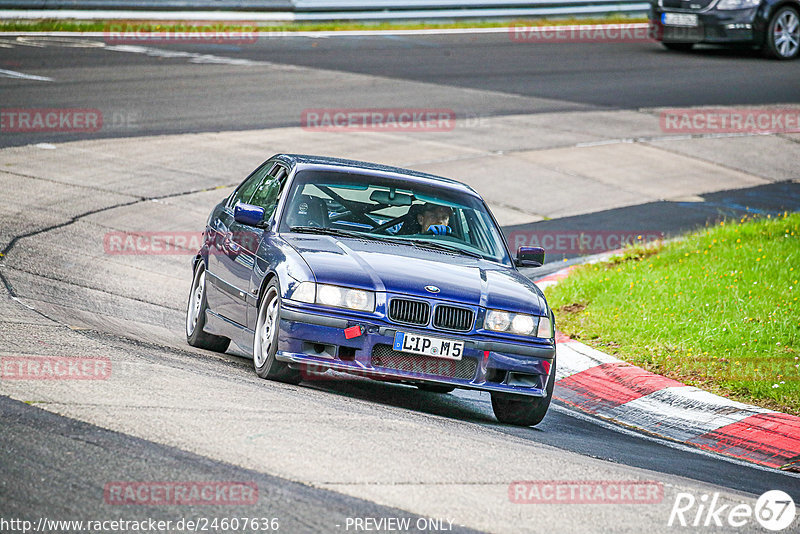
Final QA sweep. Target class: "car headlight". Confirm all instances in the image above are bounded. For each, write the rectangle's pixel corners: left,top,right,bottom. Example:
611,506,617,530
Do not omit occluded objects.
716,0,759,10
289,282,375,312
485,310,511,332
290,281,316,303
536,314,554,339
485,309,552,338
511,314,536,335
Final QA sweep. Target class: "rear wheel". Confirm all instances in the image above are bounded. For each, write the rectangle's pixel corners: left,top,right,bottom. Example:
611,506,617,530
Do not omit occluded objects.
253,279,301,384
491,358,556,427
764,7,800,59
186,263,230,352
662,42,694,52
416,384,456,394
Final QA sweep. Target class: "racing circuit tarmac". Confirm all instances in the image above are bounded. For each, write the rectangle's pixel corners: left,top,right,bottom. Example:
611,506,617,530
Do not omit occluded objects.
1,32,799,533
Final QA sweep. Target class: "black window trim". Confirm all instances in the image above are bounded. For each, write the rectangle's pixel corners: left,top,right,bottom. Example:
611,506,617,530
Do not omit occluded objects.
226,161,277,209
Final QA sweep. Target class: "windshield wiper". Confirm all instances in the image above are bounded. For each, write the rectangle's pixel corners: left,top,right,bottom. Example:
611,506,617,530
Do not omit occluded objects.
289,226,402,244
407,239,484,259
290,226,368,238
290,227,484,259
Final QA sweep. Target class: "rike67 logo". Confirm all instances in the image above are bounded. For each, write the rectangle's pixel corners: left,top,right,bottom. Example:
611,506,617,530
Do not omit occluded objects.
669,490,796,531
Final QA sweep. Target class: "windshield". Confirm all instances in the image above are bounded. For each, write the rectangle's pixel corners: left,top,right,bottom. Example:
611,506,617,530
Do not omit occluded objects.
279,169,511,264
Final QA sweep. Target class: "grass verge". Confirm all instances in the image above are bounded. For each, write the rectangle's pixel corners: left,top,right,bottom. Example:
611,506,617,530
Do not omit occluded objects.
545,213,800,415
0,16,648,34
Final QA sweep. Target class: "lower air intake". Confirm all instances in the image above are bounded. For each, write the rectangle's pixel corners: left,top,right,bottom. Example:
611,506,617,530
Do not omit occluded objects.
371,344,477,380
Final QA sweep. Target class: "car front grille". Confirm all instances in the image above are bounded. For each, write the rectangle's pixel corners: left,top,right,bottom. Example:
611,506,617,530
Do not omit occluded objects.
371,344,477,380
660,0,714,10
388,298,430,326
433,305,474,332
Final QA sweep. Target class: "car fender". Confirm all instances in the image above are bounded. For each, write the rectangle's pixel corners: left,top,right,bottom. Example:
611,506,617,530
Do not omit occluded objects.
756,0,800,43
249,234,315,331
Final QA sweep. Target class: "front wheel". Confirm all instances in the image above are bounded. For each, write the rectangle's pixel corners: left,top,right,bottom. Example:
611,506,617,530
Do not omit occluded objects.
253,279,301,384
491,358,555,427
186,263,230,352
764,7,800,60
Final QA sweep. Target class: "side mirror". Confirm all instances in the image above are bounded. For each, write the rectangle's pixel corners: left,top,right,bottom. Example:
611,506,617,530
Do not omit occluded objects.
516,246,545,268
234,203,266,228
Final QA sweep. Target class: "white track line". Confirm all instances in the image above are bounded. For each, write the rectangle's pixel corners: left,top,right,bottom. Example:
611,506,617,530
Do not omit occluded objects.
103,44,271,66
1,23,651,39
0,68,53,82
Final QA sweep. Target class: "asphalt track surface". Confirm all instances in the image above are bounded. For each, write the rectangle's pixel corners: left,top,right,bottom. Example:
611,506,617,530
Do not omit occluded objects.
0,32,799,147
1,395,470,532
1,33,799,533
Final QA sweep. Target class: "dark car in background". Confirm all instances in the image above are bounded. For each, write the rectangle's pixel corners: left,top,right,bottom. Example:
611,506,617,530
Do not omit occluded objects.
650,0,800,58
186,154,557,426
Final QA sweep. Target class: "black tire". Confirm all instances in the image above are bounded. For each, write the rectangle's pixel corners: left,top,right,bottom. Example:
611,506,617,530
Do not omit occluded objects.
764,7,800,60
186,263,230,353
662,42,694,52
491,357,556,427
253,279,301,384
416,384,456,394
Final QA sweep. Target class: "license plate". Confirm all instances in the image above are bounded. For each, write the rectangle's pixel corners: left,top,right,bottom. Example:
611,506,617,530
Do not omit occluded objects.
393,332,463,360
662,13,699,27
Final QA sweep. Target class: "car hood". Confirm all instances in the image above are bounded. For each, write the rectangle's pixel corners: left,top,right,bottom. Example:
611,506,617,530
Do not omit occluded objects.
282,234,547,315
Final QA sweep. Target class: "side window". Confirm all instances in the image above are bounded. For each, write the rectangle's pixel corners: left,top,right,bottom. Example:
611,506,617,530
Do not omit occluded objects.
464,210,494,256
248,165,288,219
228,162,275,208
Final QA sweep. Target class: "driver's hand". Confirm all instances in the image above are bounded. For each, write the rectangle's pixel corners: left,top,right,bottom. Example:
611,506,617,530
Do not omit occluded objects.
428,225,451,236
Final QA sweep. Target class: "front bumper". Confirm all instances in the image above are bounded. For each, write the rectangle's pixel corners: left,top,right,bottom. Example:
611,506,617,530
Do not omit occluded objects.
276,303,556,397
650,7,761,44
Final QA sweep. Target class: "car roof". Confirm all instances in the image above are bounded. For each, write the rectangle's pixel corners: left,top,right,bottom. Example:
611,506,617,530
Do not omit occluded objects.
273,154,480,197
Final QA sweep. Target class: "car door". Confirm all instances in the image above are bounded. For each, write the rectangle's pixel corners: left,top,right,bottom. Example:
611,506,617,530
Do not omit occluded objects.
241,164,291,330
206,161,276,326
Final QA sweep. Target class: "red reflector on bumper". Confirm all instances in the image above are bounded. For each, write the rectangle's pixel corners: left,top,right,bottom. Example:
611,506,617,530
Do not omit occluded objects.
344,326,362,339
542,360,551,375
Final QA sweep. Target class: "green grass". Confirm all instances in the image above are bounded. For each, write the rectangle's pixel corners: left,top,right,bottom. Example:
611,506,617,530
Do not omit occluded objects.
0,16,648,34
545,213,800,415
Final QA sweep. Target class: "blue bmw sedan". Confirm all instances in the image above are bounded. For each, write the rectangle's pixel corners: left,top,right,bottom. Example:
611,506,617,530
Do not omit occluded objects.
186,154,556,426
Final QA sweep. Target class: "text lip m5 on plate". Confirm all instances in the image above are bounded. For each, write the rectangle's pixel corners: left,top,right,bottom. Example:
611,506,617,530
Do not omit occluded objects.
393,331,464,360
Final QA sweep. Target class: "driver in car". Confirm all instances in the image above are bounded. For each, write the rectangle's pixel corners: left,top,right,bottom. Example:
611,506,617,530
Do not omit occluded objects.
417,203,453,235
